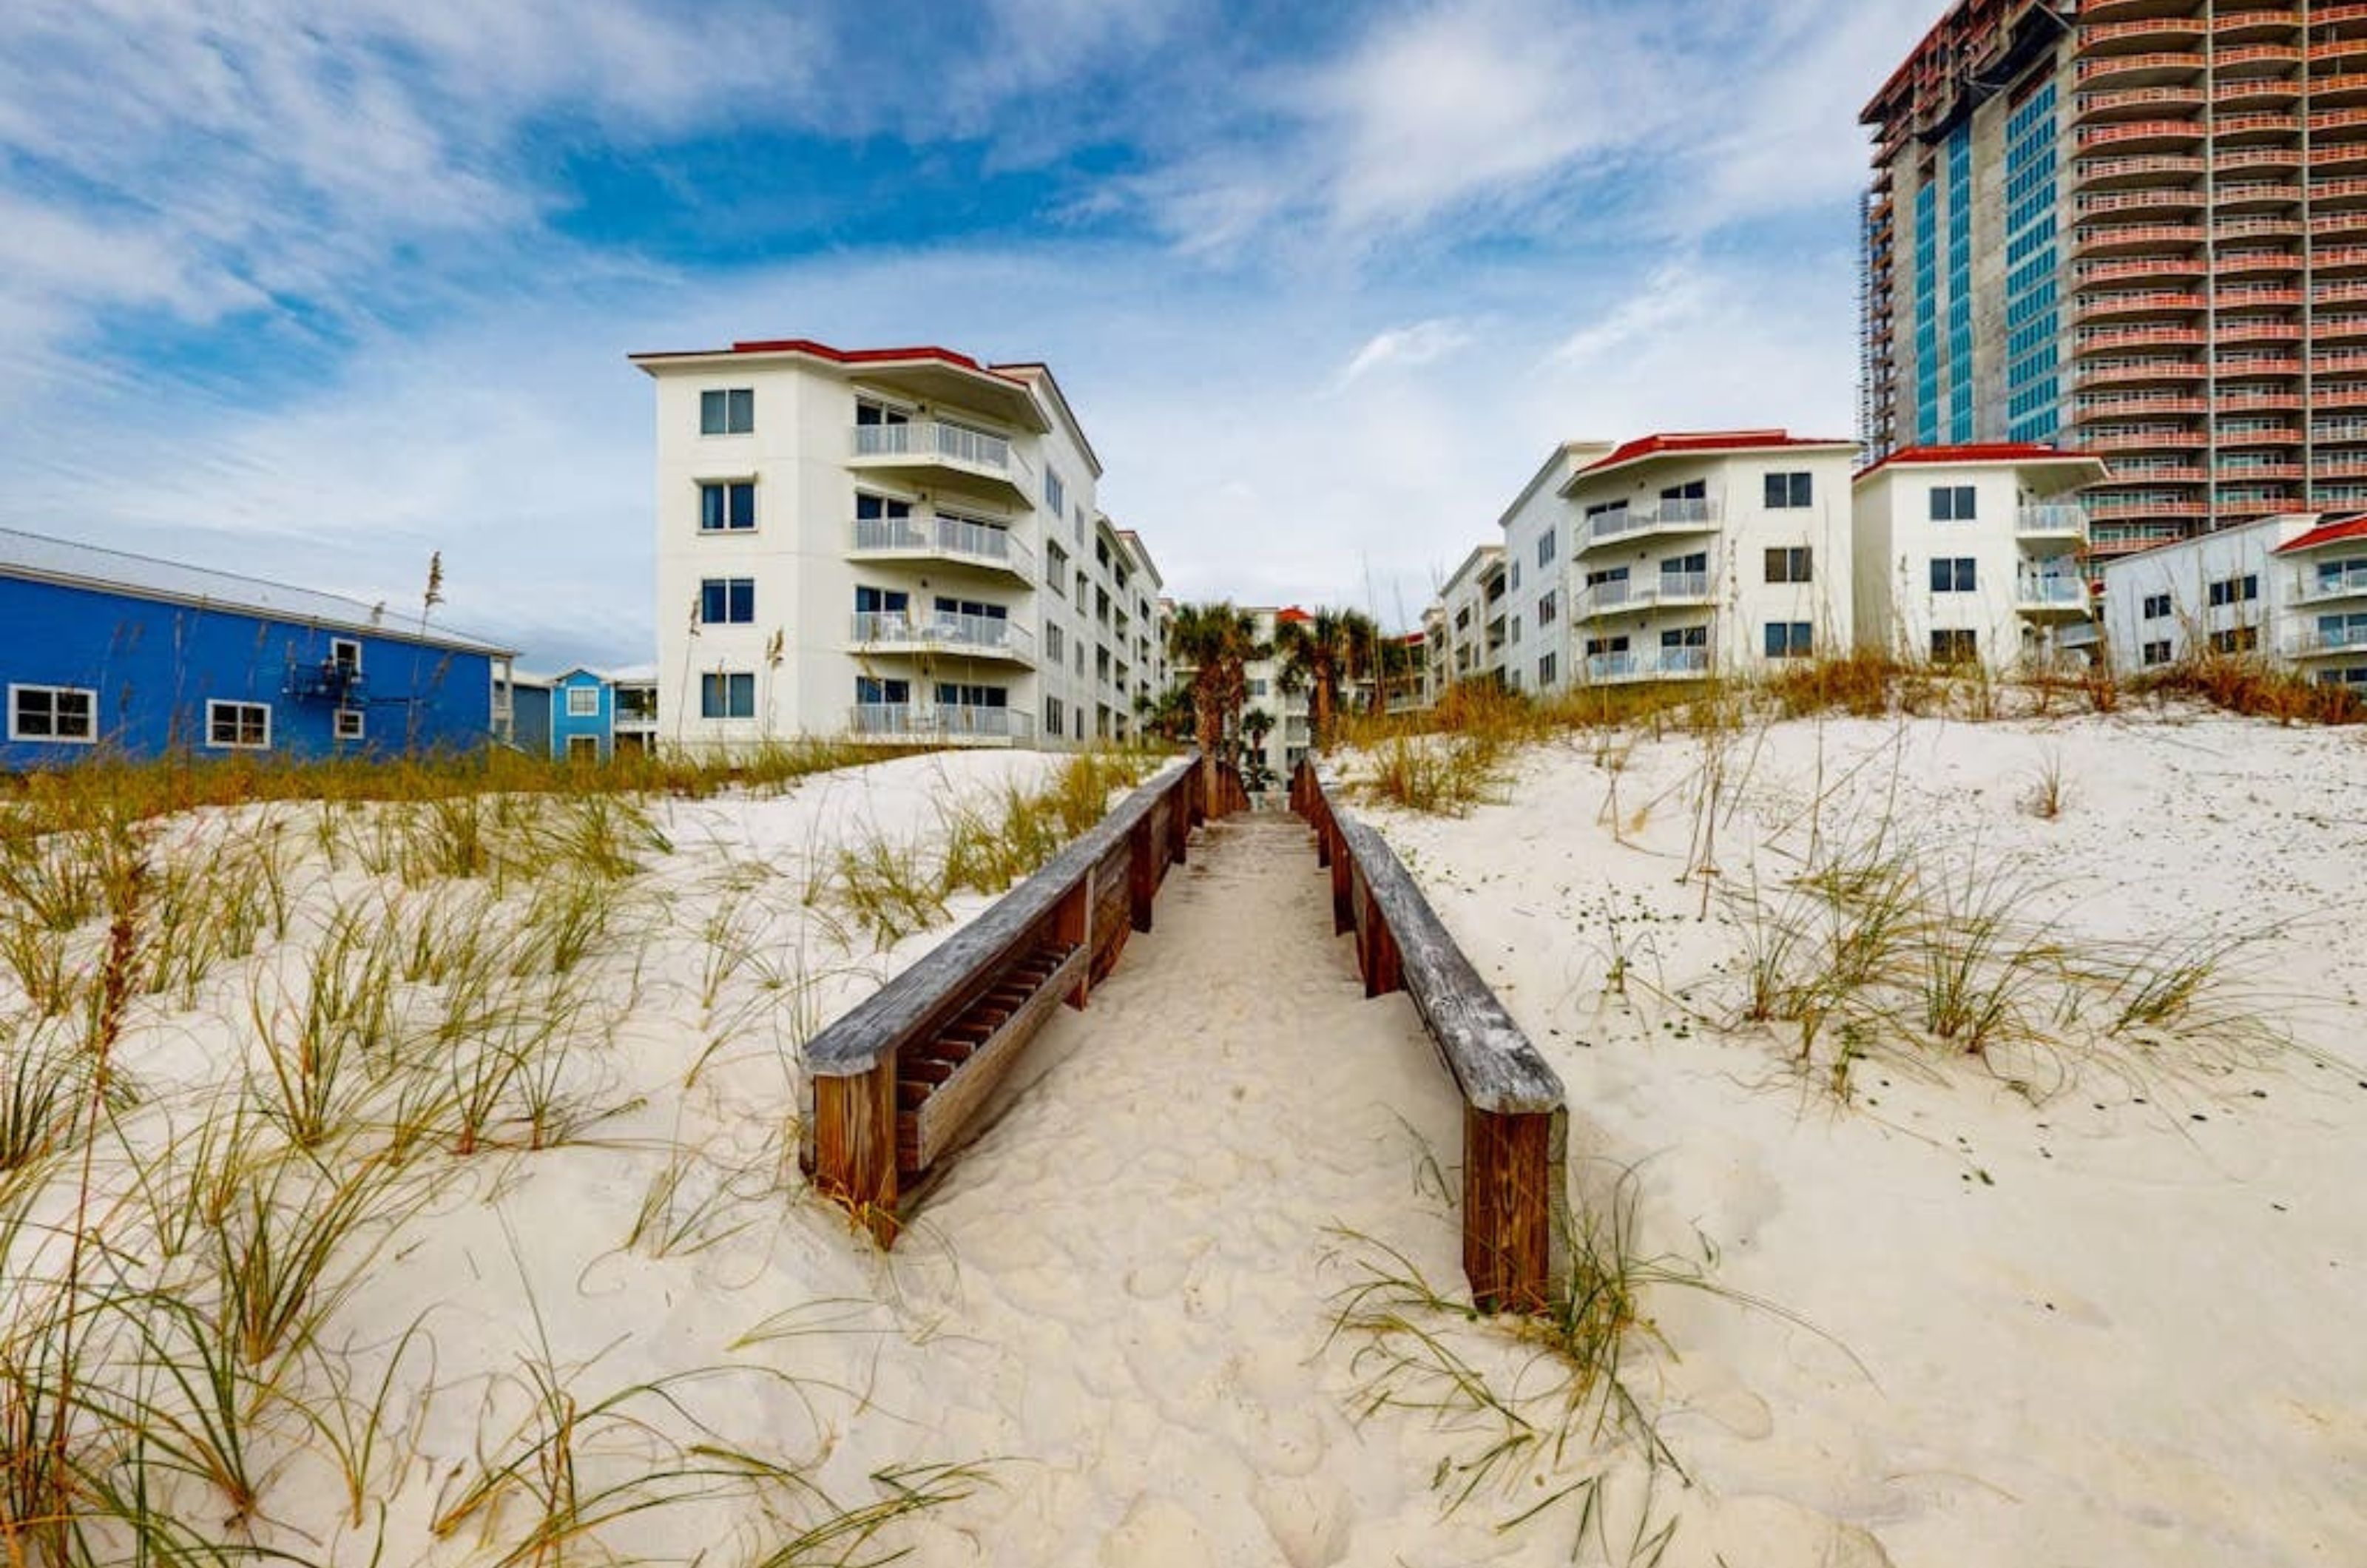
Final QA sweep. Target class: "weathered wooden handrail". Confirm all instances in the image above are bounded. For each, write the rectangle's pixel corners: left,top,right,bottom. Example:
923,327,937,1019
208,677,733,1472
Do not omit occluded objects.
803,754,1222,1242
1291,758,1567,1313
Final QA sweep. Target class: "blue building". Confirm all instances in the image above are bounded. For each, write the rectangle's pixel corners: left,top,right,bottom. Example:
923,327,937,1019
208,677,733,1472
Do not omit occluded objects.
511,666,659,763
1,528,518,769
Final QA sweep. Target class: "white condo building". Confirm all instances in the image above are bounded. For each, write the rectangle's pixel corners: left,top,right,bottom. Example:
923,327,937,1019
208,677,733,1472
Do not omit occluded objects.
1495,431,1860,692
629,337,1166,753
1430,545,1506,695
2101,513,2367,692
1850,445,2106,672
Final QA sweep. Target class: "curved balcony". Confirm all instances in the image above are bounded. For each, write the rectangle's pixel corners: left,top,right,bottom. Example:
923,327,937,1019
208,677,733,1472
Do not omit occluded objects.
2214,215,2303,243
848,609,1035,665
2314,140,2367,175
1578,498,1721,550
2314,209,2367,243
2212,425,2301,447
2074,357,2207,389
2317,72,2367,108
2087,526,2192,557
2082,428,2208,453
2076,50,2204,87
2075,324,2204,353
2076,254,2207,286
2217,41,2302,71
2314,176,2367,211
2308,106,2367,141
2317,314,2367,343
2215,354,2304,377
2096,462,2206,483
2074,392,2208,419
2316,418,2367,445
2214,389,2304,413
2320,278,2367,308
2071,290,2205,324
1582,647,1713,686
2218,462,2306,484
2076,85,2206,122
848,703,1034,746
2313,349,2367,379
2219,284,2305,309
2212,180,2301,211
846,420,1033,507
2215,8,2301,41
2079,13,2205,51
2214,76,2300,111
2074,186,2205,218
2313,36,2367,70
2215,320,2302,345
848,514,1034,583
2317,384,2367,410
2213,110,2303,144
2075,119,2206,153
2215,247,2305,277
2087,495,2211,519
1578,572,1719,619
2073,153,2205,190
2016,574,2094,620
2215,145,2300,176
2314,244,2367,277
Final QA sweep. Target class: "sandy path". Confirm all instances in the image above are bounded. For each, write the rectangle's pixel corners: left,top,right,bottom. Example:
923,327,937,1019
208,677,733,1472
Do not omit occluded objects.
848,811,1488,1567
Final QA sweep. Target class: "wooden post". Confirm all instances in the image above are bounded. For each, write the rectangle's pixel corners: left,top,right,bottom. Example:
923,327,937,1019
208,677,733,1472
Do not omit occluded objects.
1464,1106,1555,1314
811,1062,900,1246
1362,887,1402,998
1058,871,1093,1009
1328,825,1354,935
1128,817,1156,933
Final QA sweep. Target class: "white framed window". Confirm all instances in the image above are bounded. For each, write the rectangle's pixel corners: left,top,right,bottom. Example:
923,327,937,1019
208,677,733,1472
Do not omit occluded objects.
1045,467,1066,519
700,672,755,719
2142,592,2172,620
1047,623,1065,661
700,388,754,435
1929,484,1976,521
329,638,362,672
206,700,271,751
1765,547,1813,584
1764,472,1814,509
334,709,365,741
7,684,96,743
1930,556,1977,592
699,578,754,624
566,686,601,717
698,480,756,532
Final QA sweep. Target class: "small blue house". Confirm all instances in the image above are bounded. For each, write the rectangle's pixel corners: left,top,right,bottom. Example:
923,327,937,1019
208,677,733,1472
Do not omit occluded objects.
512,666,659,763
1,527,518,770
551,669,613,762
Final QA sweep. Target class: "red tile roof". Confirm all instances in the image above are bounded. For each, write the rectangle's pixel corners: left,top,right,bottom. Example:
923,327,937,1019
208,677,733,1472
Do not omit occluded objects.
1573,430,1856,480
631,337,1030,385
1274,606,1313,624
2275,515,2367,554
1854,442,2100,481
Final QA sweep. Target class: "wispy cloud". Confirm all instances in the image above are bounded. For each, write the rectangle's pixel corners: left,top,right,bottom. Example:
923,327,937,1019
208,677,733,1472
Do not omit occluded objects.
1334,317,1477,390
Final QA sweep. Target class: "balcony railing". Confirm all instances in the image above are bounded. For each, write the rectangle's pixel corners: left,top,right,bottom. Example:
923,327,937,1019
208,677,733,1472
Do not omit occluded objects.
849,609,1035,660
2016,575,2093,609
1583,646,1712,684
2016,504,2090,538
1581,498,1721,545
850,514,1035,576
2286,624,2367,658
1578,572,1717,616
2298,564,2367,604
849,703,1036,743
849,420,1033,497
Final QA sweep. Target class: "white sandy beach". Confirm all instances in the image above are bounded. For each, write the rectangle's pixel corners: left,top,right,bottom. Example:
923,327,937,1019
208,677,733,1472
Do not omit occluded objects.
5,720,2365,1566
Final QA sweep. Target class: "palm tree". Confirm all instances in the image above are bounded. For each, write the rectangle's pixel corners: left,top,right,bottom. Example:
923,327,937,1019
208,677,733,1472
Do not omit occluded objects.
1166,601,1264,804
1239,707,1276,791
1275,607,1383,749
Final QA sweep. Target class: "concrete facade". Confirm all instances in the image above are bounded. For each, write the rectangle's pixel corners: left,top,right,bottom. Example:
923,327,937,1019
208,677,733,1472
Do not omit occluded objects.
2101,511,2367,689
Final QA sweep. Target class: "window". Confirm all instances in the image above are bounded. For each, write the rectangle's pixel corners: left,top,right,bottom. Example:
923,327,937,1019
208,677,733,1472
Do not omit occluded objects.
2209,625,2260,654
1931,628,1978,664
857,676,910,706
1765,547,1814,584
2142,639,2173,666
206,700,271,751
1510,616,1522,645
1661,479,1706,502
1076,571,1090,604
1929,484,1977,521
2142,592,2172,621
700,672,755,719
1764,472,1814,509
936,682,1008,708
1538,652,1558,686
1045,467,1066,519
1045,695,1065,736
1538,530,1558,567
1510,561,1522,592
700,578,755,624
698,481,755,532
1538,590,1558,626
1763,621,1814,659
1930,556,1978,592
1046,541,1068,593
700,388,754,435
329,638,362,673
9,685,95,743
2207,573,2260,607
1047,623,1065,662
567,735,599,761
566,686,601,717
334,709,365,741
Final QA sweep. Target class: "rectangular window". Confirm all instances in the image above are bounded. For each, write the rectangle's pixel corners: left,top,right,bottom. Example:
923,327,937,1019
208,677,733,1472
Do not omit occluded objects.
1538,530,1557,567
565,686,600,717
1538,652,1558,686
8,684,96,743
1047,624,1064,661
2142,592,2172,621
1509,561,1522,592
2209,626,2260,654
1765,547,1813,584
700,388,754,435
700,672,756,719
1537,590,1558,625
1929,484,1977,521
856,675,911,706
1046,467,1066,519
334,709,365,741
1931,628,1978,664
1046,541,1069,593
700,577,755,624
1930,556,1978,592
2142,639,2173,666
698,481,755,532
1764,472,1814,509
1045,695,1064,735
1763,621,1814,659
329,638,362,672
206,700,271,751
2206,573,2261,607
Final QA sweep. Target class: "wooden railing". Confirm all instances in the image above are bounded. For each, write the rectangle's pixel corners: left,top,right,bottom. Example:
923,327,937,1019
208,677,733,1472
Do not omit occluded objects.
801,754,1222,1242
1289,760,1567,1314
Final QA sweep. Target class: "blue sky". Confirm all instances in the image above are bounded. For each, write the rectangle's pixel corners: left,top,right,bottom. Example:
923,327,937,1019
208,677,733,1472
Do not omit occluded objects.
0,0,1945,672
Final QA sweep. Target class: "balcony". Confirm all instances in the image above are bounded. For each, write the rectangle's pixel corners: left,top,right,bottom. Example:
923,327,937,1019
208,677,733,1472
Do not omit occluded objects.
2087,496,2212,518
2073,153,2206,191
2215,8,2301,41
847,419,1033,507
2314,138,2367,174
2076,50,2202,87
1579,498,1721,548
2314,209,2367,243
848,513,1034,581
2215,247,2305,277
2073,222,2204,257
2079,13,2205,50
2213,110,2302,143
2322,245,2367,279
2219,284,2304,308
2320,385,2367,410
849,609,1035,663
1578,572,1718,618
2297,564,2367,605
2073,186,2206,218
2212,180,2301,210
2313,419,2367,444
2316,72,2367,108
2286,624,2367,659
2071,290,2204,324
848,703,1036,746
2075,86,2206,122
2216,354,2303,377
2074,357,2207,388
1582,647,1713,686
2073,391,2207,417
2215,216,2303,243
2016,575,2093,617
2083,428,2207,452
2313,350,2367,378
2076,119,2206,153
2016,504,2090,542
2214,145,2300,175
2076,255,2207,285
2214,320,2302,345
2075,325,2204,354
2087,524,2192,555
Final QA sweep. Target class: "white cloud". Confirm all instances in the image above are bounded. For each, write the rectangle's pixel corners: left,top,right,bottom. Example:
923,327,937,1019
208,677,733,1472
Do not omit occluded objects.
1334,317,1476,389
1551,262,1712,363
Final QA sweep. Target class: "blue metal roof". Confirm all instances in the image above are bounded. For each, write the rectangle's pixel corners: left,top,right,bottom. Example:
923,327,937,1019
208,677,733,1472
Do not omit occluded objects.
0,527,515,658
